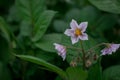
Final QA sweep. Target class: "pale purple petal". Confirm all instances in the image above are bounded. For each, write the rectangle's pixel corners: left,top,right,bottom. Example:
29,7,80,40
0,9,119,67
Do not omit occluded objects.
71,36,79,44
60,48,66,54
61,53,66,61
54,43,60,50
70,19,78,30
58,47,65,55
111,44,120,52
101,43,120,55
78,22,88,32
58,47,66,61
101,48,112,55
101,49,106,55
53,43,66,60
64,29,74,36
79,33,88,40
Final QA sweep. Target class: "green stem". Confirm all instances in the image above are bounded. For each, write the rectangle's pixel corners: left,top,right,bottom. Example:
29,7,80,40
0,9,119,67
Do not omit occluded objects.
66,46,82,51
21,61,27,80
86,43,105,53
80,41,86,69
66,46,82,63
29,0,35,37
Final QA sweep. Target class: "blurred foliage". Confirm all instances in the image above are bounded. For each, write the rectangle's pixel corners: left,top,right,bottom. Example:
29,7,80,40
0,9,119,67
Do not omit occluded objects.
89,0,120,14
103,65,120,80
0,0,120,80
66,67,88,80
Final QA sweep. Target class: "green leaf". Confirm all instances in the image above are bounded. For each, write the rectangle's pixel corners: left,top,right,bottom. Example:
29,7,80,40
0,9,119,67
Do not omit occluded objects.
87,60,102,80
0,17,21,49
7,5,20,22
19,21,32,37
0,62,2,78
16,0,56,41
33,10,56,41
35,33,62,52
65,6,101,26
16,0,39,37
16,55,68,80
103,65,120,80
55,76,63,80
89,0,120,14
0,17,11,42
0,35,11,64
78,6,101,25
65,8,81,22
94,14,117,32
16,0,45,21
0,61,12,80
53,20,68,33
35,50,56,61
66,67,88,80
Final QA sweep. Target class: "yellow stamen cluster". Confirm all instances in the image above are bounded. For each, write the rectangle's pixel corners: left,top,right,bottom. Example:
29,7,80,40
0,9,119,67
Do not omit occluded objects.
75,28,82,36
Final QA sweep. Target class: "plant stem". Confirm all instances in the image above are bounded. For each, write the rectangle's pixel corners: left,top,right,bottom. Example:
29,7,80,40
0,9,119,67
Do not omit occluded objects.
80,41,86,69
67,46,82,63
66,46,82,51
86,43,105,53
22,61,27,80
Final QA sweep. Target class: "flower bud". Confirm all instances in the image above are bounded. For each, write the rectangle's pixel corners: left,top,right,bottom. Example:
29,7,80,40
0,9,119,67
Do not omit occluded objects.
70,60,77,67
85,60,92,68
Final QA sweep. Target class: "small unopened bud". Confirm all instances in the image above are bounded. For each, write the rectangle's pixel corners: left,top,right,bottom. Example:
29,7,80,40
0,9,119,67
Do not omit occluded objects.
76,56,81,62
70,60,77,67
85,55,89,59
85,60,92,68
93,54,98,61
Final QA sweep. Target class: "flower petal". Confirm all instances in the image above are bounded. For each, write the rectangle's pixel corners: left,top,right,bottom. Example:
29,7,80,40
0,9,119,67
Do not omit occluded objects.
78,22,88,32
79,33,88,40
64,29,74,36
53,43,60,50
111,44,120,52
70,19,78,30
101,48,112,55
101,49,106,55
61,53,66,61
53,43,67,60
71,36,79,44
101,46,114,55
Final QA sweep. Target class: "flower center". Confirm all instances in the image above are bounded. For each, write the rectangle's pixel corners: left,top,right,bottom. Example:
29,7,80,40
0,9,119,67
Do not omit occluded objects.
75,28,82,36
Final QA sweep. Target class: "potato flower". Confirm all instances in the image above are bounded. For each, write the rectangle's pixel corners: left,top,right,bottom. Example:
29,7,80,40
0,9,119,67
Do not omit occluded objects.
64,19,88,44
101,43,120,55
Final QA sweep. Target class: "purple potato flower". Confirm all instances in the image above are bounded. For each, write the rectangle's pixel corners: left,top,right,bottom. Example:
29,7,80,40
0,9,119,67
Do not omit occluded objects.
101,43,120,55
64,19,88,44
54,43,66,61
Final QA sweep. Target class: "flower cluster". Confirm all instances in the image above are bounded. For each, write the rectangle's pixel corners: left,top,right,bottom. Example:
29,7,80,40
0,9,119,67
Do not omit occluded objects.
53,19,120,68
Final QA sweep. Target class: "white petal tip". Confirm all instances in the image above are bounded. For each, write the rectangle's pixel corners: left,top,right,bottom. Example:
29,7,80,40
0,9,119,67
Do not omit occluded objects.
72,19,75,21
53,43,57,45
